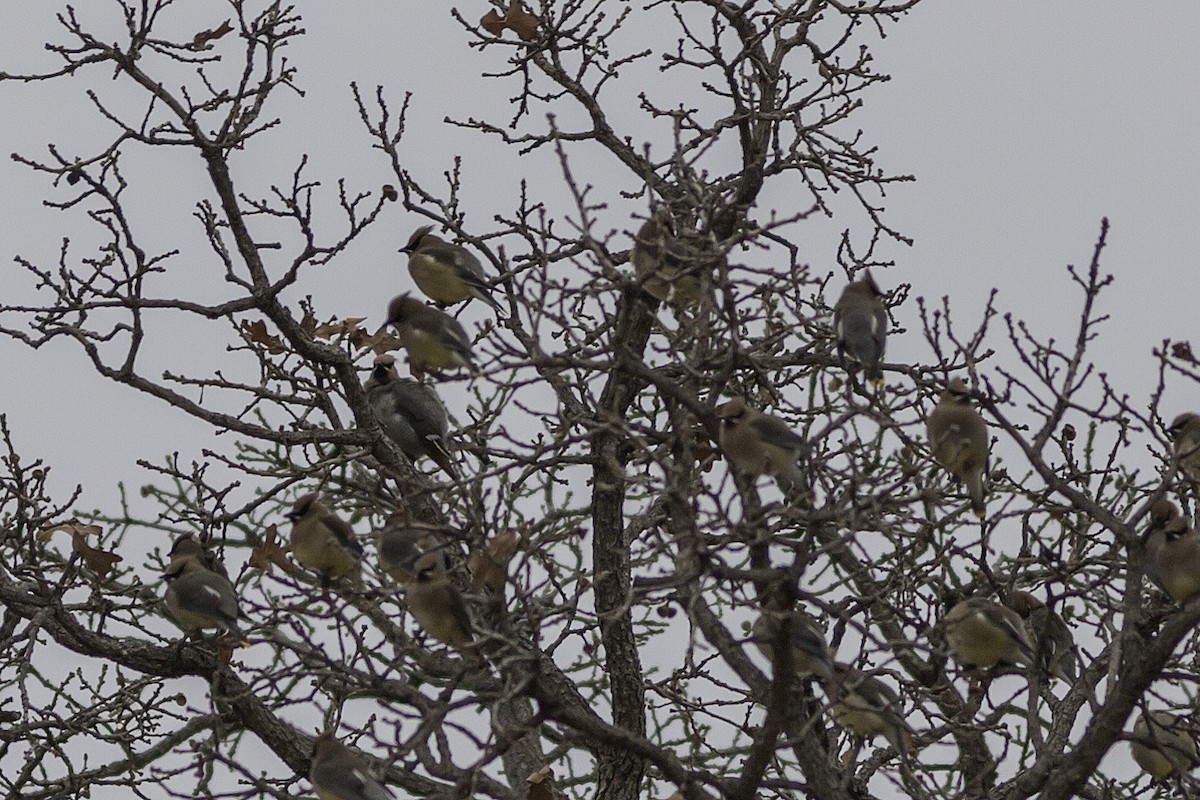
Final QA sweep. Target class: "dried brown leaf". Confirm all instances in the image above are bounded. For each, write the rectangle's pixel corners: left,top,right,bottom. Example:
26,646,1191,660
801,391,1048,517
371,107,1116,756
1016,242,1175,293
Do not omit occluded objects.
38,521,102,544
1172,340,1197,364
239,319,286,354
469,529,521,592
191,19,234,50
248,524,294,575
351,325,404,354
314,317,367,340
70,530,123,579
505,1,540,41
382,184,398,202
480,8,506,36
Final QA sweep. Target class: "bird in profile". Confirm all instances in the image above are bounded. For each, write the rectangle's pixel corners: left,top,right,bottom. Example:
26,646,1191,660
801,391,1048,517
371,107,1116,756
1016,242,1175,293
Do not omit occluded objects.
309,730,396,800
751,609,834,682
940,597,1034,670
1168,412,1200,485
363,354,458,479
401,224,501,312
926,379,989,517
715,398,805,493
1130,710,1199,780
285,493,363,588
832,270,888,387
1141,498,1200,603
162,536,246,641
630,209,709,309
406,563,474,649
1010,590,1077,683
828,663,912,758
385,294,475,375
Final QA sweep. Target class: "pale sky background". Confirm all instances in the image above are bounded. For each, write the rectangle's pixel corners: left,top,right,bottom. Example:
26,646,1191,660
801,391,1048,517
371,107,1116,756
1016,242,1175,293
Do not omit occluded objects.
2,1,1199,794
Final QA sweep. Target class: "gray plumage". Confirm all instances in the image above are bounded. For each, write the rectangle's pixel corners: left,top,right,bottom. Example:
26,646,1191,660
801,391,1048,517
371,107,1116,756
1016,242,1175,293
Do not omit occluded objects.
716,398,805,492
364,354,458,478
942,597,1034,669
309,730,396,800
926,379,989,517
832,271,888,385
1010,591,1077,683
1142,499,1200,603
401,224,500,311
384,293,475,373
1130,711,1199,780
828,663,911,757
163,551,245,638
1169,412,1200,485
752,610,834,682
377,520,449,585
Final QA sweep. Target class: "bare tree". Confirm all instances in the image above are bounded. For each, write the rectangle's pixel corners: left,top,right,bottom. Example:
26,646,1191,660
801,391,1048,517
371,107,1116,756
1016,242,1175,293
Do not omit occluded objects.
2,2,1196,800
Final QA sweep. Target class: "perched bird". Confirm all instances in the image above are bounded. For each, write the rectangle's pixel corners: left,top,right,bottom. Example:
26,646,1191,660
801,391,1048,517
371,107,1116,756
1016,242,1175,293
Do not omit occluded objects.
828,663,911,757
1168,412,1200,485
941,597,1034,670
363,354,458,479
285,493,363,587
716,398,805,492
168,534,230,579
406,563,473,648
751,609,834,682
1010,591,1077,683
163,547,245,639
1130,711,1199,780
630,210,708,308
385,294,475,374
832,271,888,387
309,730,396,800
401,224,501,311
377,519,449,586
926,379,989,517
1141,500,1200,603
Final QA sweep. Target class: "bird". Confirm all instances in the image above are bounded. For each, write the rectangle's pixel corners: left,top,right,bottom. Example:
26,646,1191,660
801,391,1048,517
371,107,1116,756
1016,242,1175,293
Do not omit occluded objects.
832,271,888,387
406,563,474,648
377,519,449,586
1141,499,1200,603
926,379,989,517
401,224,501,311
1010,591,1077,683
285,493,363,588
630,210,708,308
715,398,805,492
941,597,1034,670
828,663,911,757
751,609,834,682
1130,710,1199,780
384,294,475,375
1168,412,1200,485
167,534,230,579
163,545,246,639
309,730,396,800
363,354,459,479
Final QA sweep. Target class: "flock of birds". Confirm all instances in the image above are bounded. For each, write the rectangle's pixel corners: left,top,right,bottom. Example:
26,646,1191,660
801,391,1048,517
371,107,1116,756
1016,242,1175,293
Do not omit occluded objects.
156,215,1200,796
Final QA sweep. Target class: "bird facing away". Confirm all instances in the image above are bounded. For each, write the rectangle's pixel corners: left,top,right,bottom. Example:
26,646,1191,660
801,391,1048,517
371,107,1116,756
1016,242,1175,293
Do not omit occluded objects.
385,294,475,374
1168,412,1200,485
941,597,1034,670
401,224,501,311
828,663,911,758
377,520,449,586
630,210,708,308
1130,711,1199,780
716,398,805,493
926,379,989,517
163,548,245,639
832,271,888,387
406,563,474,648
168,534,230,579
1010,591,1077,683
309,730,396,800
363,354,459,479
1141,500,1200,603
285,493,363,588
752,610,834,682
